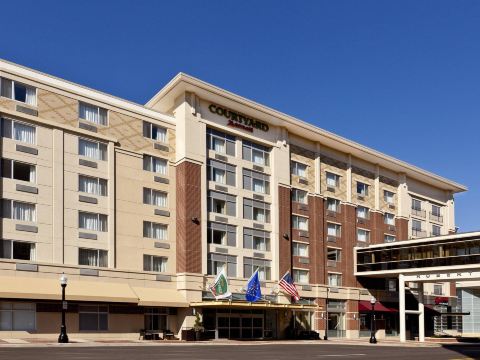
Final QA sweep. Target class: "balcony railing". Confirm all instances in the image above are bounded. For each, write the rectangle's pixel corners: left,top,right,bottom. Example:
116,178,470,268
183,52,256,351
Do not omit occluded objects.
411,229,427,238
430,212,444,223
411,208,426,218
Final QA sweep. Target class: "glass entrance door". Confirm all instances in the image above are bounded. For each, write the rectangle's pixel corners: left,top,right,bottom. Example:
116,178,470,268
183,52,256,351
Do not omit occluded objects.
217,311,264,339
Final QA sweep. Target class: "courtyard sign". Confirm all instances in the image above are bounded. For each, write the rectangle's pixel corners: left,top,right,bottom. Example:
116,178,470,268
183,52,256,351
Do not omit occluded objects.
403,270,480,282
208,104,269,133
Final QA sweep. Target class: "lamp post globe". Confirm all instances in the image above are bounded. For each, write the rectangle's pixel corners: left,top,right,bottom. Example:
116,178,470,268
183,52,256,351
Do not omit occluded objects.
58,273,69,343
369,296,377,344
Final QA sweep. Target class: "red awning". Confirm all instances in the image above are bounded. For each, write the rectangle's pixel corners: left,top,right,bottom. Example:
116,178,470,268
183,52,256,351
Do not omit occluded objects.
359,301,398,313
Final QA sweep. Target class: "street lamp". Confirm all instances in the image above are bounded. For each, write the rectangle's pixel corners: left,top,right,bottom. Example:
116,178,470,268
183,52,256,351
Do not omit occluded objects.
369,296,377,344
58,273,69,343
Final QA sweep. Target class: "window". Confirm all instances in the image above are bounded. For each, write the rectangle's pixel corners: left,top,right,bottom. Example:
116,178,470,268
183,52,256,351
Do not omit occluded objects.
0,78,36,105
293,242,309,257
79,102,108,125
1,118,36,144
433,284,443,296
292,215,308,231
145,308,168,331
244,257,271,280
291,161,307,178
293,269,309,284
78,138,107,161
326,198,340,213
143,221,167,240
431,204,441,217
243,228,270,251
79,175,107,196
0,239,35,261
356,182,369,196
1,200,36,222
207,222,236,246
328,273,342,286
208,191,236,216
78,211,108,232
143,188,167,207
356,206,369,219
432,224,441,237
292,189,308,204
207,128,235,156
412,198,422,211
207,160,236,186
384,190,395,204
326,172,340,188
143,155,167,175
243,169,270,194
384,235,396,243
207,253,237,277
384,213,395,225
327,248,341,262
327,223,341,237
78,248,108,267
357,229,370,242
79,305,108,331
242,140,270,166
387,279,397,292
1,159,36,182
244,199,270,223
412,219,422,231
143,121,167,143
143,255,167,273
0,302,36,331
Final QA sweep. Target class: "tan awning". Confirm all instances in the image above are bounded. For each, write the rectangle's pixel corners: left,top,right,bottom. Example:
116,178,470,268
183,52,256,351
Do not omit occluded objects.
190,301,320,310
132,287,189,307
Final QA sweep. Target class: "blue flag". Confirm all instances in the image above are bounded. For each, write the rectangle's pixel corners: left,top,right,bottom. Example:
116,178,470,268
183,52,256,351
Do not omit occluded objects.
245,269,262,302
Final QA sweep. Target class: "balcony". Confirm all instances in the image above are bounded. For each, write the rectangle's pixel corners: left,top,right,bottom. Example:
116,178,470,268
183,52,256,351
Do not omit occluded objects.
430,212,444,223
411,208,426,218
411,229,427,238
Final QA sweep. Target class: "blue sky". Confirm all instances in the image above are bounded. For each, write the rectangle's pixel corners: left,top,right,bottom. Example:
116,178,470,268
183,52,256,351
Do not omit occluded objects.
1,1,478,231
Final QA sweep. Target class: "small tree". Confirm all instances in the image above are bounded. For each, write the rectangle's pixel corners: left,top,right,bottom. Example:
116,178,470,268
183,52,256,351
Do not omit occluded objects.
193,312,204,333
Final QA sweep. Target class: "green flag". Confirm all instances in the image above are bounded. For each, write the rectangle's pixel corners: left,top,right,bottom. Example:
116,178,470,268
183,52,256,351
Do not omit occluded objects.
209,268,231,300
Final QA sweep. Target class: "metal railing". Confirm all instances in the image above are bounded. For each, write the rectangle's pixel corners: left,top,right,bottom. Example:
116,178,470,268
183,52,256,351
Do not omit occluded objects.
411,208,426,218
429,212,444,223
411,229,427,238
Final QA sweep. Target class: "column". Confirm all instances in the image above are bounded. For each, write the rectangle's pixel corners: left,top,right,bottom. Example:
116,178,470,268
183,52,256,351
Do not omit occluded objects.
315,143,321,194
399,274,406,342
374,164,380,211
346,154,352,203
52,129,64,263
418,282,425,342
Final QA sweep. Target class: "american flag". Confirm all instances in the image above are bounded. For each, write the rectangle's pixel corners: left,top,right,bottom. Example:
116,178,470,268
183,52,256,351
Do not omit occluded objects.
279,271,300,301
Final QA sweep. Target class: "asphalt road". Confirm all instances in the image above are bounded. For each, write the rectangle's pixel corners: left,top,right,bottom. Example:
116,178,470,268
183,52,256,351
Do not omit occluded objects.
0,343,479,360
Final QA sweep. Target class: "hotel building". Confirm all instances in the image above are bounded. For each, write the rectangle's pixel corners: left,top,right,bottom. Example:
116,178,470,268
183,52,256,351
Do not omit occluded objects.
0,59,466,340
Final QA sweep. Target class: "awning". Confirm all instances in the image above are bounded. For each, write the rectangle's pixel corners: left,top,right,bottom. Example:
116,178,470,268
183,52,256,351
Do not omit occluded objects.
132,287,189,307
190,301,320,310
359,300,398,313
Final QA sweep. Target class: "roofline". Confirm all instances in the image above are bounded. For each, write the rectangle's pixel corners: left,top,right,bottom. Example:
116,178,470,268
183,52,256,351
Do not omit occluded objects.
0,59,175,125
147,73,467,193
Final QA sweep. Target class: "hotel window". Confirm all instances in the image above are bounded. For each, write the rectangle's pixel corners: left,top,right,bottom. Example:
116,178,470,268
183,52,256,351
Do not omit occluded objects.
432,224,441,237
326,172,340,188
293,269,309,284
411,198,423,216
79,175,107,196
293,242,309,257
387,279,397,292
243,169,270,194
243,228,271,251
1,159,36,183
384,235,396,243
78,248,108,267
143,121,167,143
0,239,35,261
143,255,167,273
207,253,237,277
78,211,107,232
144,308,168,332
357,206,369,219
292,189,308,204
291,161,307,178
242,140,270,166
79,305,108,331
207,222,236,247
433,284,443,296
412,219,423,236
0,302,36,331
244,199,270,223
384,212,395,225
1,118,36,144
1,200,36,222
292,215,308,231
143,188,167,207
78,138,107,161
327,223,341,237
328,273,342,286
206,128,236,156
0,77,36,106
357,229,370,243
143,221,167,240
207,159,236,186
326,198,341,213
79,102,108,126
327,248,341,262
356,182,369,196
384,190,395,204
207,191,236,216
143,155,168,175
244,257,271,280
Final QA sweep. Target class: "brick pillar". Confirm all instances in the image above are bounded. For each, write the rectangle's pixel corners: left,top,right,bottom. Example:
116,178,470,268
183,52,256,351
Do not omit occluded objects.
450,282,457,297
346,300,360,333
309,195,325,284
395,217,409,241
315,298,327,333
371,211,384,245
342,204,357,287
279,185,292,276
176,161,202,273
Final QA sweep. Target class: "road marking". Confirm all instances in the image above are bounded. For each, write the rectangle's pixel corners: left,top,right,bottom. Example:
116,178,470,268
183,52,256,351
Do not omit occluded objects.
317,355,366,358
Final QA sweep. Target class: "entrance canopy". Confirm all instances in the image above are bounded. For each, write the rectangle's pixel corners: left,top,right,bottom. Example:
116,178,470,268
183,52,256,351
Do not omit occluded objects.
358,300,397,313
191,301,319,311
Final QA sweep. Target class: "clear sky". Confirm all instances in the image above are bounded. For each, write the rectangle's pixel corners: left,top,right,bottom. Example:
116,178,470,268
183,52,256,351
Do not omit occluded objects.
1,1,478,232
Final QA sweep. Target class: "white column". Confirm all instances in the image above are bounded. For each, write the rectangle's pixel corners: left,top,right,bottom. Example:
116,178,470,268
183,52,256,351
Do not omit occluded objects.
418,283,425,342
346,154,352,203
315,143,321,194
399,274,406,342
374,164,380,211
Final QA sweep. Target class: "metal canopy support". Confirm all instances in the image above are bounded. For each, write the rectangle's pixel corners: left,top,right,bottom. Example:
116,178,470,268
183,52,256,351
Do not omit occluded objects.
418,283,425,342
399,274,406,342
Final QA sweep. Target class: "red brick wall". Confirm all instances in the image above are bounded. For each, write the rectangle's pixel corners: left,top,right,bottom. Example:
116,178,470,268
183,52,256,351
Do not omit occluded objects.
278,185,292,276
309,195,325,284
395,217,409,241
342,204,358,288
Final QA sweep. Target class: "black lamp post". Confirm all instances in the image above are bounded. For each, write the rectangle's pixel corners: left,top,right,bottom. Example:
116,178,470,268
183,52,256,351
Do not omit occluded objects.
369,296,377,344
58,273,69,343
